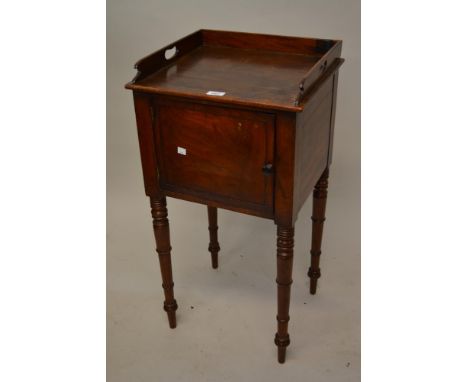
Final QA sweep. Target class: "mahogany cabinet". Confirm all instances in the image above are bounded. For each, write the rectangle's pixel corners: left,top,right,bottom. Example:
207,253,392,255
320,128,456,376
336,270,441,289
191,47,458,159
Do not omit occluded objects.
125,29,344,363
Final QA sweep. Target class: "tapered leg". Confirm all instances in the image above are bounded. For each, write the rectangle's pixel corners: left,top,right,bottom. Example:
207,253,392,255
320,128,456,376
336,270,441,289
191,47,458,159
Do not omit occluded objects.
150,196,178,328
308,168,329,295
207,206,220,269
275,225,294,364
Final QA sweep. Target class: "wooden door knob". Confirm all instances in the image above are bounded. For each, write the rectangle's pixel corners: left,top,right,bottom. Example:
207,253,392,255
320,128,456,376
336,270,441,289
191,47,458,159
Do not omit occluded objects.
262,163,274,175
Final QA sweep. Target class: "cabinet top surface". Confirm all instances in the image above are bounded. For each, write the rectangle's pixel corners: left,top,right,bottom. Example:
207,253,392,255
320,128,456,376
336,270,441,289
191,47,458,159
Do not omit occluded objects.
126,30,342,112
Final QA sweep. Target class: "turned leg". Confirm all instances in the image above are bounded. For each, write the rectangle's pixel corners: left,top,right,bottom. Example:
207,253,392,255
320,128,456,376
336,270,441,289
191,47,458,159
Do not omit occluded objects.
207,206,220,269
275,225,294,364
150,196,178,328
308,168,329,295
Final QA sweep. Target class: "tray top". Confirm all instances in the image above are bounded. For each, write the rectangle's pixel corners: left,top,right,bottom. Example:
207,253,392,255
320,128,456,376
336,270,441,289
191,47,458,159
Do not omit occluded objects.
126,30,342,111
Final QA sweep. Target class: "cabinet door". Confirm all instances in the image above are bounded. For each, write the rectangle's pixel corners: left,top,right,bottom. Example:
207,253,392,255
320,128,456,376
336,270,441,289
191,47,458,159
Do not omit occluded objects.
154,99,275,212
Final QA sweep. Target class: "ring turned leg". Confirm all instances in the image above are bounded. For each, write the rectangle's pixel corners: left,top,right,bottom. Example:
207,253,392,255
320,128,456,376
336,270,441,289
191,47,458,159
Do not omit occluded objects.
207,206,220,269
308,168,329,295
150,196,178,328
275,225,294,363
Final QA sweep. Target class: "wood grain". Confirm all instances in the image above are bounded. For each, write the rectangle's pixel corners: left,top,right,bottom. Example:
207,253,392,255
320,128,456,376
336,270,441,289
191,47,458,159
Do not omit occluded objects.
129,30,203,83
126,30,342,112
293,74,334,216
202,29,334,55
133,92,159,197
327,71,341,166
131,45,320,111
154,98,275,211
274,112,297,226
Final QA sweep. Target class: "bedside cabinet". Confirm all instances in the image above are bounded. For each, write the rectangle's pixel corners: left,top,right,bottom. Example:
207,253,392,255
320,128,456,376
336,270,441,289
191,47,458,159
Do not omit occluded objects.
125,29,344,363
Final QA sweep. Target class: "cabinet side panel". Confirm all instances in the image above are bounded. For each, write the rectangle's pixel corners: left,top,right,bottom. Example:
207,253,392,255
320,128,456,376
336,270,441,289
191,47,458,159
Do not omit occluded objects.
294,76,334,216
327,71,340,165
133,92,159,197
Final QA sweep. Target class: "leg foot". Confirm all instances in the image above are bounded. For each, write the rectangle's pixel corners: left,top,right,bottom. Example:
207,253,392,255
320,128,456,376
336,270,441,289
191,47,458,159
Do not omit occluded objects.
277,343,287,364
164,302,178,329
275,225,294,364
207,206,220,269
151,196,178,328
309,168,329,295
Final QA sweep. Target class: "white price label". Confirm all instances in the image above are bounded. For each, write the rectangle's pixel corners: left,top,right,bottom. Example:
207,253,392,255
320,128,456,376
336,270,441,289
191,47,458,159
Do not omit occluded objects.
206,90,226,96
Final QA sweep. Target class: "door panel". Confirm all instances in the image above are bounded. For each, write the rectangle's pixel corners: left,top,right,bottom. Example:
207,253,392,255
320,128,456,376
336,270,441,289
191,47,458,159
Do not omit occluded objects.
154,100,275,209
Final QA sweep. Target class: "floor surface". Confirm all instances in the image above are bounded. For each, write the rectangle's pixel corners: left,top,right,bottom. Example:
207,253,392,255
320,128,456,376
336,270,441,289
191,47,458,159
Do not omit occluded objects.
107,172,360,381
